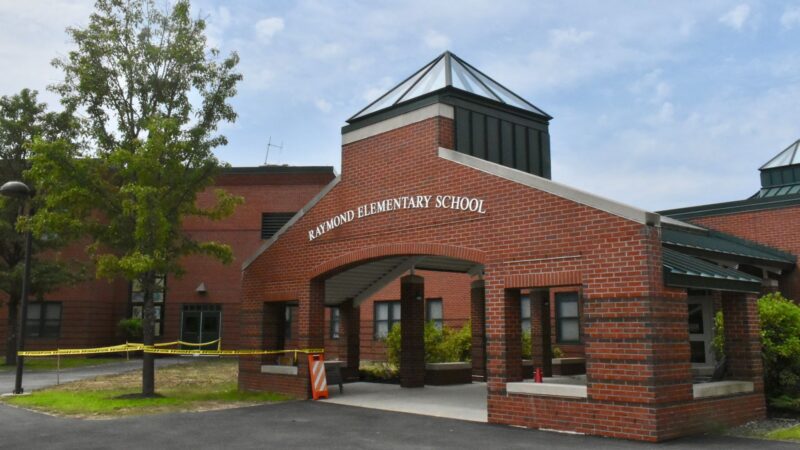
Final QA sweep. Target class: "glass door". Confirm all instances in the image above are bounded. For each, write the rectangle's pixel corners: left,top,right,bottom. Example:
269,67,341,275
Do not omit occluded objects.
181,305,222,349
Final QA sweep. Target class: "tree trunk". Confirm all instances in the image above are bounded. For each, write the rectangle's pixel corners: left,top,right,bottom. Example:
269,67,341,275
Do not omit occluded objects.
5,298,18,366
141,270,156,396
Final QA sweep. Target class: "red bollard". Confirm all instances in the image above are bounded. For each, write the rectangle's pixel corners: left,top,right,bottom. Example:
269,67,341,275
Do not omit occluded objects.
534,367,543,383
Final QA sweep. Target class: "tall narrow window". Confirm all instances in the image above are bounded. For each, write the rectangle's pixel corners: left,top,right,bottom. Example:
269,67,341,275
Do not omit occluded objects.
555,292,580,343
374,301,401,339
426,298,443,329
284,303,297,339
25,302,62,338
130,275,166,337
329,307,340,339
520,295,531,333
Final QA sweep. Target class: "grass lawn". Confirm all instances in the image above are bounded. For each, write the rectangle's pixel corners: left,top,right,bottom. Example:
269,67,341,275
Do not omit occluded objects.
2,359,292,418
766,425,800,441
0,357,125,372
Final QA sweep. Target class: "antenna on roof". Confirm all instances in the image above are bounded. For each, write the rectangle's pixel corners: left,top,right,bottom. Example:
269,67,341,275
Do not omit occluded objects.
263,136,284,166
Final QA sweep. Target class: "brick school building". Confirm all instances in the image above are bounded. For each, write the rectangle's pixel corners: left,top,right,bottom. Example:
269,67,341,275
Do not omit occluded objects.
237,52,796,442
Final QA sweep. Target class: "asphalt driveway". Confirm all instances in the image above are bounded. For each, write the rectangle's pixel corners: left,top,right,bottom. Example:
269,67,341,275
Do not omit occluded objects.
0,400,795,450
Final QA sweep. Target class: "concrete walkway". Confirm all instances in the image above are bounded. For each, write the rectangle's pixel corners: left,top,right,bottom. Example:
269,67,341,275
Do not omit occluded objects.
0,358,188,394
322,381,488,422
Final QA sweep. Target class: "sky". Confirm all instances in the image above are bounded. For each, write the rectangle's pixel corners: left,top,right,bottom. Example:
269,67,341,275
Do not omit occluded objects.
1,1,799,212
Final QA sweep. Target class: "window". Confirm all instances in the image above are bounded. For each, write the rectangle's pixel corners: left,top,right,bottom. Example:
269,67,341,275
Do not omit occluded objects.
426,298,443,329
130,275,166,337
374,301,400,339
555,292,580,343
25,302,62,338
284,304,298,339
261,212,295,240
329,307,340,339
520,295,531,333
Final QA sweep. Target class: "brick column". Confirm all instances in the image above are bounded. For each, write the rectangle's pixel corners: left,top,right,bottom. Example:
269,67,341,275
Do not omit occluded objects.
487,287,522,394
721,292,763,389
470,279,486,381
400,274,425,388
339,299,360,381
530,291,552,377
296,279,326,397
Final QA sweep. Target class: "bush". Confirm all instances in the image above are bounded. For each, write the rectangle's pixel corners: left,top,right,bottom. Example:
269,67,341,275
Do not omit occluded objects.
521,330,566,359
758,293,800,397
117,318,143,341
712,310,725,360
385,321,472,365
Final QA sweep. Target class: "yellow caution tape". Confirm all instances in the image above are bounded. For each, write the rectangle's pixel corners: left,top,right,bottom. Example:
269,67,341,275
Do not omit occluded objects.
19,343,324,358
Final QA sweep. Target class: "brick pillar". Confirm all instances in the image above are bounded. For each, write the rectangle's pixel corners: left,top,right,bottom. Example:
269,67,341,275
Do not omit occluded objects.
400,274,425,388
530,291,552,377
470,279,486,381
339,299,360,381
487,287,522,394
721,292,763,390
297,279,326,397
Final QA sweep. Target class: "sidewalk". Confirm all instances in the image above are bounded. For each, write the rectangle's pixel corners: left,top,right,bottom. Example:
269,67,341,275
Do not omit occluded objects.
0,358,188,394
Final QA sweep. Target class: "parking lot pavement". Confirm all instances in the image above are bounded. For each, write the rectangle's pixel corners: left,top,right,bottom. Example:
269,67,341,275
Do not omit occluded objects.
0,358,188,394
0,399,796,449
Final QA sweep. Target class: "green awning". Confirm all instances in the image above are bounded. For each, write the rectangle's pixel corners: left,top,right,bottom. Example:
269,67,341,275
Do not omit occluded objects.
662,247,762,293
662,227,795,268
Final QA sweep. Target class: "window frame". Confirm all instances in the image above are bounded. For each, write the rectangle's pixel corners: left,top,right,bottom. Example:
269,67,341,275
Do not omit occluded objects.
425,298,444,329
25,301,62,339
373,300,400,339
553,289,581,344
284,303,298,340
520,295,531,333
129,274,167,337
329,306,340,339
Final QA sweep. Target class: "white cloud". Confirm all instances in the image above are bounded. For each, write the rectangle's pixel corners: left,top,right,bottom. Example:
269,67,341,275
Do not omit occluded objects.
549,28,594,47
255,17,284,43
314,98,332,113
780,6,800,29
423,30,451,50
719,4,751,30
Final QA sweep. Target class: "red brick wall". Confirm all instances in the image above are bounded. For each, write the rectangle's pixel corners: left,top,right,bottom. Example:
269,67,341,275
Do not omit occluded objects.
0,169,333,354
687,206,800,301
239,113,724,441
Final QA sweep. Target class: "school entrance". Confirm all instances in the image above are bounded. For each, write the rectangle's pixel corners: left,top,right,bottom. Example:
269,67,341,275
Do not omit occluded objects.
237,52,770,442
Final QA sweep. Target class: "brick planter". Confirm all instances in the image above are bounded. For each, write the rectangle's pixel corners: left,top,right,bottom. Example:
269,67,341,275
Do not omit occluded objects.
425,362,472,385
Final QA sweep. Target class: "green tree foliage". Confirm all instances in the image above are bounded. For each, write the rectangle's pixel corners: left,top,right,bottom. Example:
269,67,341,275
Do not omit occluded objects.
28,0,242,396
0,88,82,365
757,293,800,397
385,321,472,365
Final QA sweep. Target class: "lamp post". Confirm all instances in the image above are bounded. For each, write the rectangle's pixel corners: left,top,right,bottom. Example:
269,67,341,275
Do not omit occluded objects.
1,181,34,395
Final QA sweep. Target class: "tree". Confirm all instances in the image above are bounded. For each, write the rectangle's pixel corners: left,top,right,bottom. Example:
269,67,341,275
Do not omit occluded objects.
0,89,81,365
28,0,242,396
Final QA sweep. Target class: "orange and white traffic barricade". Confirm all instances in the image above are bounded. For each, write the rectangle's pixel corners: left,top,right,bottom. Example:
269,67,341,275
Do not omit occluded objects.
308,353,328,400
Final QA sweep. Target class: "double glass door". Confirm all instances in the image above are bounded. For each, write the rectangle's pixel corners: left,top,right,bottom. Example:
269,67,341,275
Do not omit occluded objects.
181,305,222,350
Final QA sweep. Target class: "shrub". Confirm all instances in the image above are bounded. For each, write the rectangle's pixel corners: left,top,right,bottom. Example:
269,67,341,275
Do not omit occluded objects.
385,321,472,365
117,318,143,341
712,311,725,360
758,293,800,397
521,331,566,359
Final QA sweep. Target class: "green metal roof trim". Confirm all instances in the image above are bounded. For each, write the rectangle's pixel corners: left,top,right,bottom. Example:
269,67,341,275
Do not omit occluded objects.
662,248,762,293
659,194,800,221
662,227,795,267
